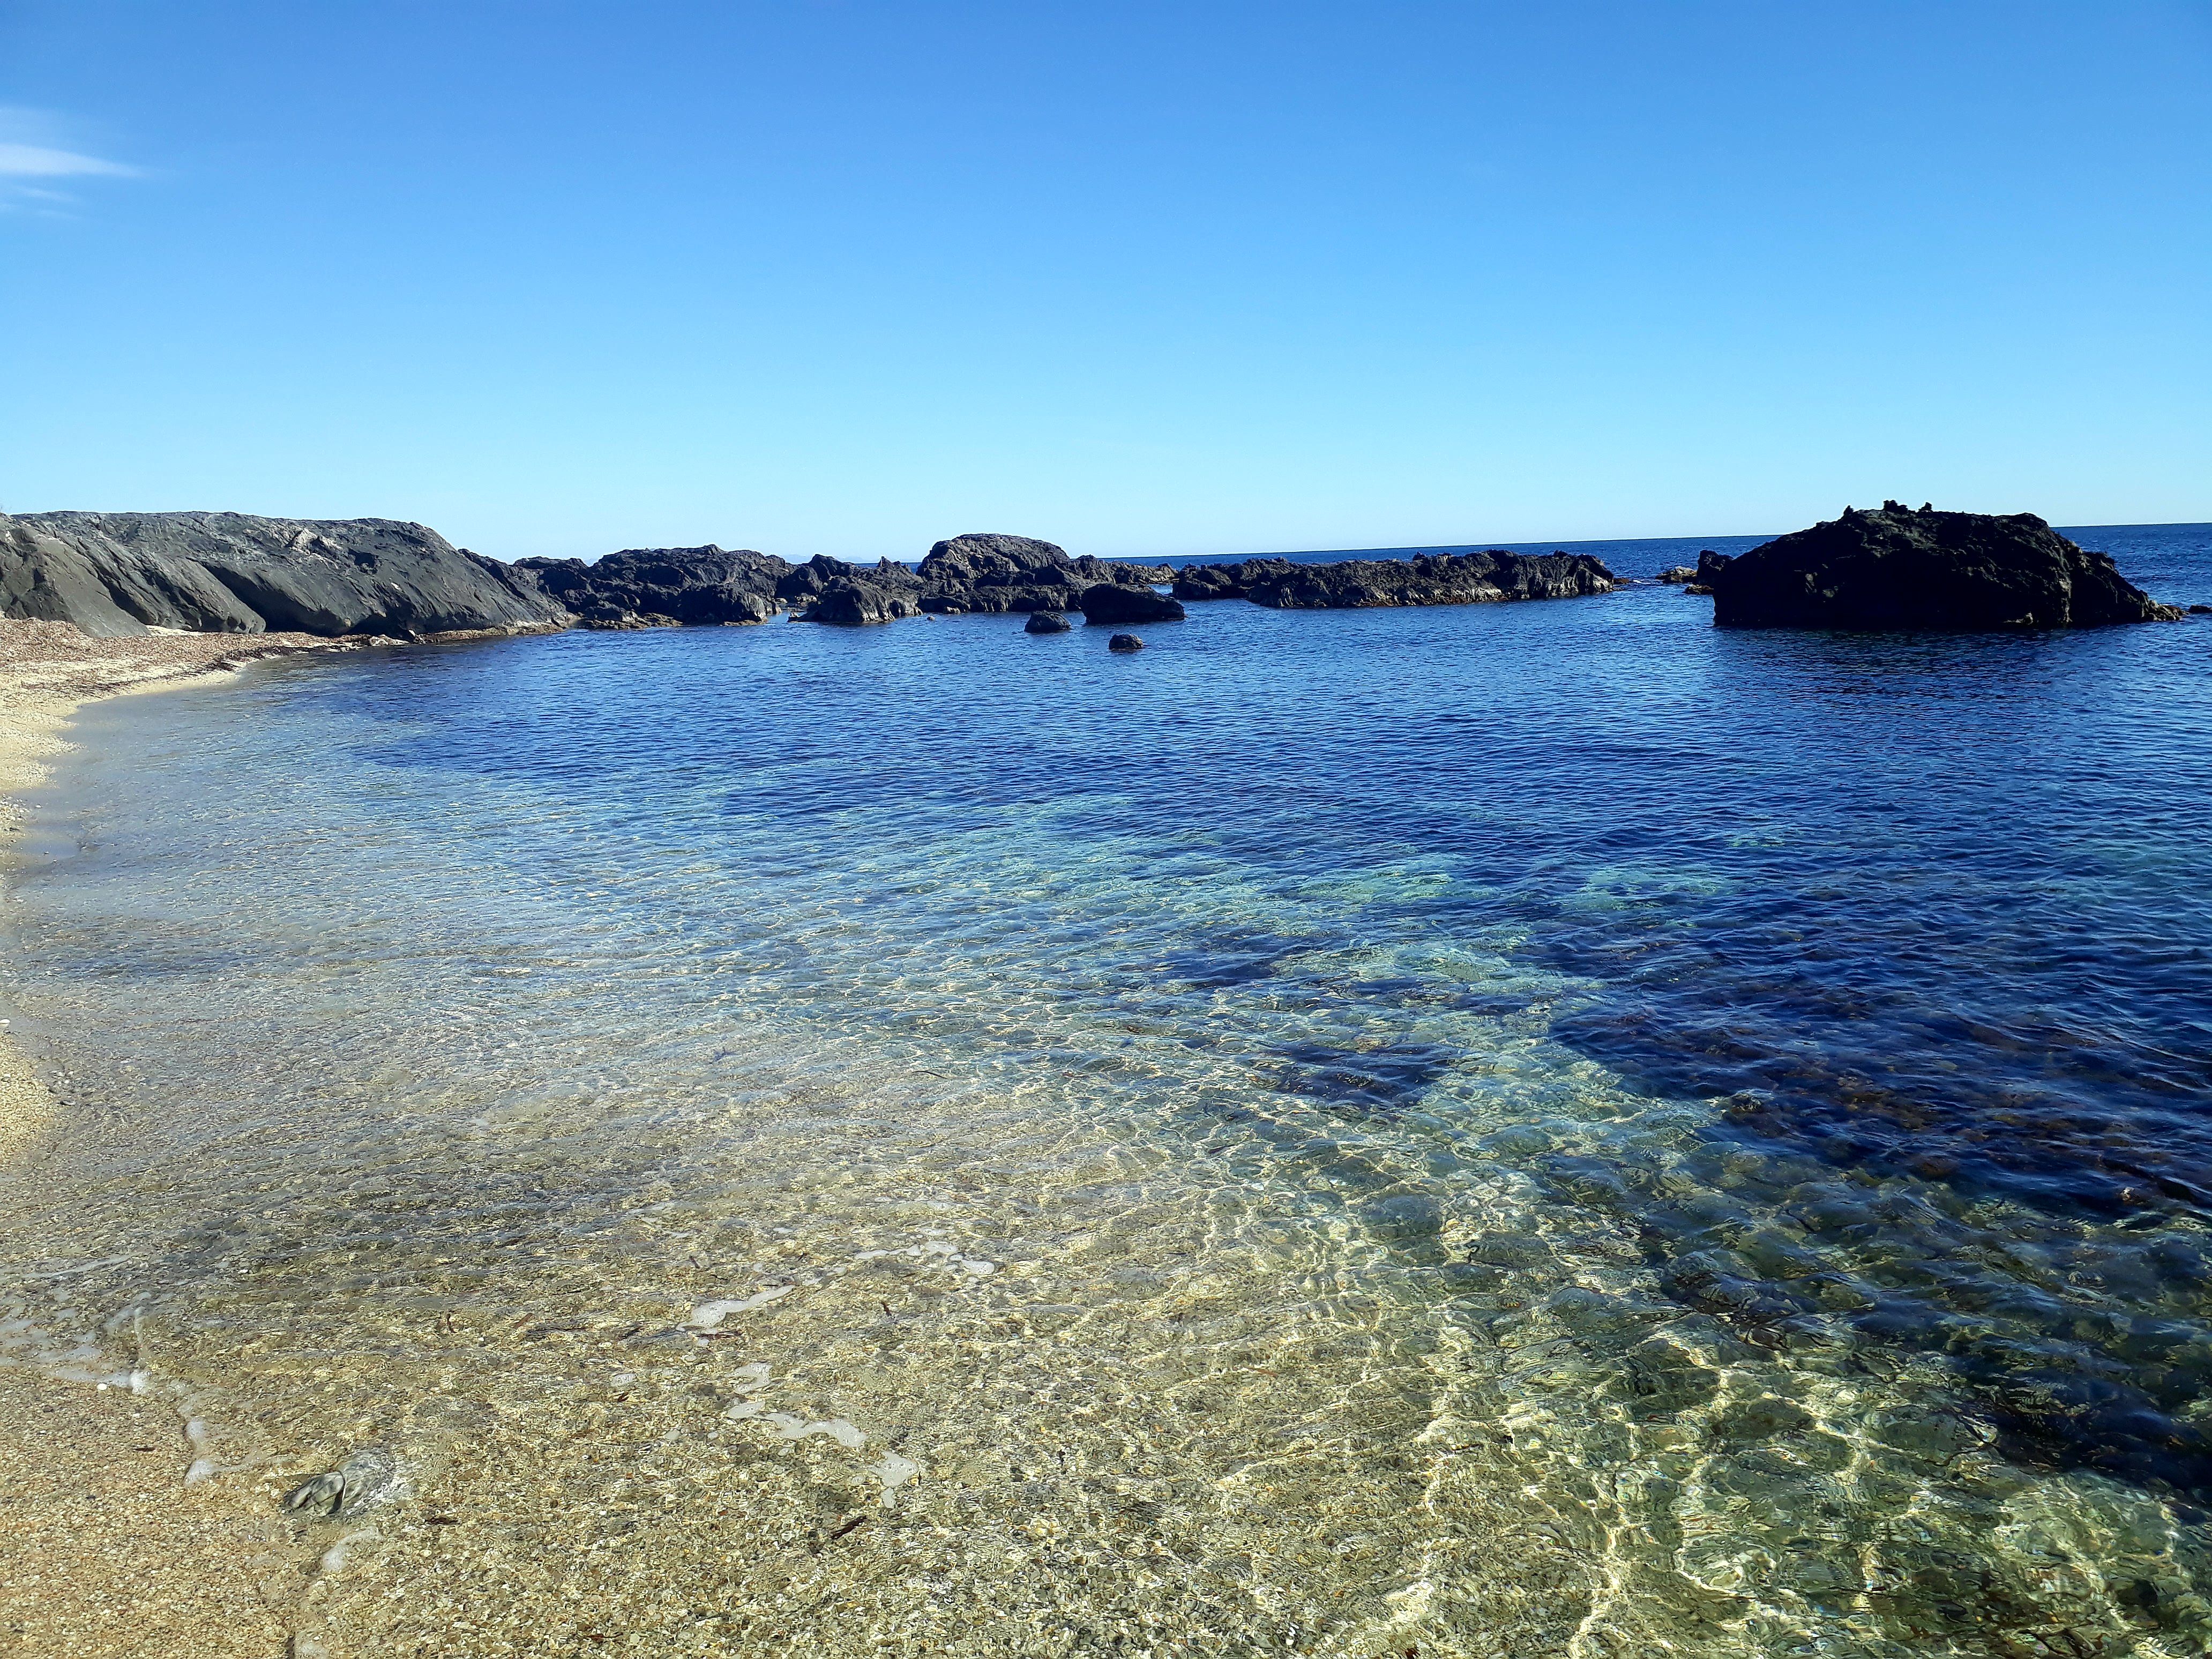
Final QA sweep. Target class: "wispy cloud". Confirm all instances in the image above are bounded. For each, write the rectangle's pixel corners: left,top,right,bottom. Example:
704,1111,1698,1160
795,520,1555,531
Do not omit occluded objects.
0,108,139,211
0,141,136,178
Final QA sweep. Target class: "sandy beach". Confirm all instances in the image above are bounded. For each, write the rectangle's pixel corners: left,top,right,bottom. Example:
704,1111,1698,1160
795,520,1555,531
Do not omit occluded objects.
0,620,354,1657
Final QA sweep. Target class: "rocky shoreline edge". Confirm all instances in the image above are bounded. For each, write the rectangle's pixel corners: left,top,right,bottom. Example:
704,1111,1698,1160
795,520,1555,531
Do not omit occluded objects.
3,504,2194,645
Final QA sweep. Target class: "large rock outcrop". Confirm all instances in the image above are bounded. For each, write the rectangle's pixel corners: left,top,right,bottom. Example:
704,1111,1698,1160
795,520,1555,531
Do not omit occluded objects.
514,545,788,627
914,534,1170,614
799,580,924,626
1078,584,1185,625
1710,504,2177,630
1175,550,1615,609
0,511,569,638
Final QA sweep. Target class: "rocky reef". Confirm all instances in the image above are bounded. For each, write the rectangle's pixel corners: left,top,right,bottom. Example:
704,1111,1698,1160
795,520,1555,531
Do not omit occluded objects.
517,532,1168,629
910,534,1164,615
1173,549,1615,609
0,511,567,638
1709,504,2178,630
0,514,1629,642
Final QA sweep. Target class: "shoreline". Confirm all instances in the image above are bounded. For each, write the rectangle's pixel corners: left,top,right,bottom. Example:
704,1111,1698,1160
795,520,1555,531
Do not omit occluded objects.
0,620,367,1164
0,620,372,1657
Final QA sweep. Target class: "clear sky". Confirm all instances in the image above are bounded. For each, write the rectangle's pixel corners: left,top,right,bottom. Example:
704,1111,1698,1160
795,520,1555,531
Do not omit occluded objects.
3,2,2207,562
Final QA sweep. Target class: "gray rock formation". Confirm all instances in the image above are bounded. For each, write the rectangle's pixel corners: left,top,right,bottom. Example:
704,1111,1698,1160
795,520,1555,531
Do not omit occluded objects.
0,511,568,638
1710,503,2177,630
1107,633,1145,652
1023,611,1071,634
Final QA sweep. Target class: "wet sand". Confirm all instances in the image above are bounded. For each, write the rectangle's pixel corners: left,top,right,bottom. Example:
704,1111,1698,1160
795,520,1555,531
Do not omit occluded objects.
0,619,354,1656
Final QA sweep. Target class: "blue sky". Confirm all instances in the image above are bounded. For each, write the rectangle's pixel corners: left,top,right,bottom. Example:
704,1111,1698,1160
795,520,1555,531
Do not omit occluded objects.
3,2,2207,561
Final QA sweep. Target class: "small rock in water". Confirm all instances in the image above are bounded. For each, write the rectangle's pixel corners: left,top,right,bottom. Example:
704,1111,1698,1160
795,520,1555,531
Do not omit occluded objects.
281,1447,400,1519
1079,583,1185,625
1023,611,1071,634
1107,633,1145,653
2190,604,2211,615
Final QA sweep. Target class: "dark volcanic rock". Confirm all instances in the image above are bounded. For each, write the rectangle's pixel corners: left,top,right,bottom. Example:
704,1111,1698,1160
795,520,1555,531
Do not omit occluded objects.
1023,611,1071,634
1078,584,1185,625
1711,503,2178,630
0,511,569,638
1170,558,1298,601
1658,553,1728,585
778,554,922,606
1178,549,1615,610
516,545,788,626
800,579,922,626
1107,633,1145,652
915,532,1168,614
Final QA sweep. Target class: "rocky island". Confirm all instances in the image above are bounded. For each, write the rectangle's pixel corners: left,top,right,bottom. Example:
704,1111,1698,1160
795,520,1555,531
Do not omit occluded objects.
1705,502,2180,629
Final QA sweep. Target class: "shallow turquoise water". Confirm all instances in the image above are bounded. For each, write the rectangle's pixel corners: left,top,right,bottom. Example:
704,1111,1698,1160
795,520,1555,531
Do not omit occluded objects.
2,527,2210,1655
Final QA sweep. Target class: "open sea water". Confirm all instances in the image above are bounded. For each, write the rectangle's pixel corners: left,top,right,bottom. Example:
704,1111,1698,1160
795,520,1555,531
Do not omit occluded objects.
1,526,2209,1656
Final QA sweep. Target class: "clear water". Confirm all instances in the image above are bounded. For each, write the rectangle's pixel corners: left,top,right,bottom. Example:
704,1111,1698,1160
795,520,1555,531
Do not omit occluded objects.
2,526,2209,1656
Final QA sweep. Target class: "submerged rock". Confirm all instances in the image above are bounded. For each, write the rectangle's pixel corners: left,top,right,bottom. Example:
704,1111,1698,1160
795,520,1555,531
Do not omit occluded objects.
1107,632,1145,652
1023,611,1071,634
1710,503,2178,630
0,511,569,639
1078,584,1184,625
281,1447,400,1519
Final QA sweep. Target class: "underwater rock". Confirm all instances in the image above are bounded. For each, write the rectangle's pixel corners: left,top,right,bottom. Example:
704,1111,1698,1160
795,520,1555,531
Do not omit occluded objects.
1710,502,2178,630
1023,611,1071,634
281,1447,400,1519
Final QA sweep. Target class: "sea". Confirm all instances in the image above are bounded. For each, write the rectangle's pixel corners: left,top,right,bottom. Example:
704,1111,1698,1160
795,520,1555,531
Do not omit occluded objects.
1,524,2208,1656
